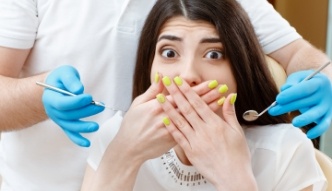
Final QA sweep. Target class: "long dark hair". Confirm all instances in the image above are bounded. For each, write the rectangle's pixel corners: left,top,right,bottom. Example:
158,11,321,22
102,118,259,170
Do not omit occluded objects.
133,0,290,125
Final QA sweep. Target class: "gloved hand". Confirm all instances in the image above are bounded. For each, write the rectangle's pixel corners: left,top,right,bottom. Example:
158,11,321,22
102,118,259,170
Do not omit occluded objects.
42,65,105,147
268,70,332,139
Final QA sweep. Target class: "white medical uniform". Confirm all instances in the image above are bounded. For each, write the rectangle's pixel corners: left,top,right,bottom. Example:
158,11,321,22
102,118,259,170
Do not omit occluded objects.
88,112,327,191
0,0,301,190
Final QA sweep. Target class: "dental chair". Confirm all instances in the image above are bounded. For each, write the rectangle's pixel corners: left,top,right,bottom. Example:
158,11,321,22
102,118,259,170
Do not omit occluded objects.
266,56,332,191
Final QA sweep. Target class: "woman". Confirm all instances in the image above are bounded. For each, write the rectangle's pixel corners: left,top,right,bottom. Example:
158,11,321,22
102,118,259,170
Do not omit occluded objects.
81,0,326,190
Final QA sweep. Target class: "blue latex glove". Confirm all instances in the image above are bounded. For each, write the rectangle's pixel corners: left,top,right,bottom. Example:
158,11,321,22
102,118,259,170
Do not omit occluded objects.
42,65,105,147
269,70,332,139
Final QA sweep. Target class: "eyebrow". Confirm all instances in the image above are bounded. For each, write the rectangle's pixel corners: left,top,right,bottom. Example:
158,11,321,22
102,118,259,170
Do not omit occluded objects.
158,35,182,42
158,35,221,44
200,38,221,43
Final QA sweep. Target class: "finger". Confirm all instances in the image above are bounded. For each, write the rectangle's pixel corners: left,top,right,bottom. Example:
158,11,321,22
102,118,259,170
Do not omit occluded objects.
163,117,192,151
191,80,220,95
43,91,94,110
298,107,310,114
280,70,312,91
46,65,84,94
276,79,320,105
162,76,204,128
306,115,331,139
63,129,91,147
133,72,164,105
165,81,227,112
162,94,221,117
201,83,229,113
60,69,84,94
200,83,229,108
55,119,100,133
192,80,228,102
269,92,321,116
191,80,212,95
208,96,226,112
292,104,328,127
49,104,105,120
222,93,241,130
169,76,215,124
156,93,195,139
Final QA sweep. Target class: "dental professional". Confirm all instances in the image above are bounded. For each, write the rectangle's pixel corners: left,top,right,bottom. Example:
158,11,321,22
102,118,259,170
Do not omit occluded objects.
0,0,331,191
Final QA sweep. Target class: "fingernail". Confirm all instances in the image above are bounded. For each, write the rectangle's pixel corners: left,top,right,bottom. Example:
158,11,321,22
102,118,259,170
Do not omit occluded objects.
208,80,218,89
162,76,172,86
174,76,183,86
230,93,237,105
154,72,160,83
163,117,171,126
156,93,166,103
218,84,228,94
217,96,226,106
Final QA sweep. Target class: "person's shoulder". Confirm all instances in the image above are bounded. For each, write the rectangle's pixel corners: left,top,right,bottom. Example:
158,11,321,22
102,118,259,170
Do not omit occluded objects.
244,123,310,152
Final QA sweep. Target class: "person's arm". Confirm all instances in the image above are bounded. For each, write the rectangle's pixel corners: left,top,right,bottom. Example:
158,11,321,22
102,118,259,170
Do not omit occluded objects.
81,78,176,190
238,0,332,138
269,38,332,79
81,142,144,191
268,39,332,138
0,46,48,131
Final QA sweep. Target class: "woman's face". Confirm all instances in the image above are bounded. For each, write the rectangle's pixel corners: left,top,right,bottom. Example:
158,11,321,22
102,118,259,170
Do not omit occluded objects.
151,16,237,102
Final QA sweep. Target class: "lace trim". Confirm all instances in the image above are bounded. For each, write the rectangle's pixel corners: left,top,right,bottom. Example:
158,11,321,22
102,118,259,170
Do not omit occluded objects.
161,150,207,186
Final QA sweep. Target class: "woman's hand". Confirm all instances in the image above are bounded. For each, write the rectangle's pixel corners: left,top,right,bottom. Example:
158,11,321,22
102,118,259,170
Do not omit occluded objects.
111,78,174,163
111,74,230,163
89,75,233,191
157,76,257,191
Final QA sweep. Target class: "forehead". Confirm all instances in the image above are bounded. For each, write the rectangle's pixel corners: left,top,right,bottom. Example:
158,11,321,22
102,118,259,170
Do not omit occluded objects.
159,16,218,36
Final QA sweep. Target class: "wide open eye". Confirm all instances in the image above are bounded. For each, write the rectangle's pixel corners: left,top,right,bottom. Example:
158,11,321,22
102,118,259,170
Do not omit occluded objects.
161,49,178,58
205,50,223,59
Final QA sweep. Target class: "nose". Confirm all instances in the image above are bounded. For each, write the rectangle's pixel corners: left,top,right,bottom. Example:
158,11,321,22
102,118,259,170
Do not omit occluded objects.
179,61,202,86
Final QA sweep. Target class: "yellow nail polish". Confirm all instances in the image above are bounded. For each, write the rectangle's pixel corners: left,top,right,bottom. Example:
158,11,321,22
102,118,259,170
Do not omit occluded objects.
154,73,160,83
174,76,183,86
208,80,218,89
162,76,172,86
218,84,228,94
230,94,237,105
163,117,171,126
156,93,166,103
217,97,226,106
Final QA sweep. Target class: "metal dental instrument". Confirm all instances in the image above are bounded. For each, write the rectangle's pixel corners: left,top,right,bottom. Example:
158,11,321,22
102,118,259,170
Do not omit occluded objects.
242,61,331,122
36,81,116,111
